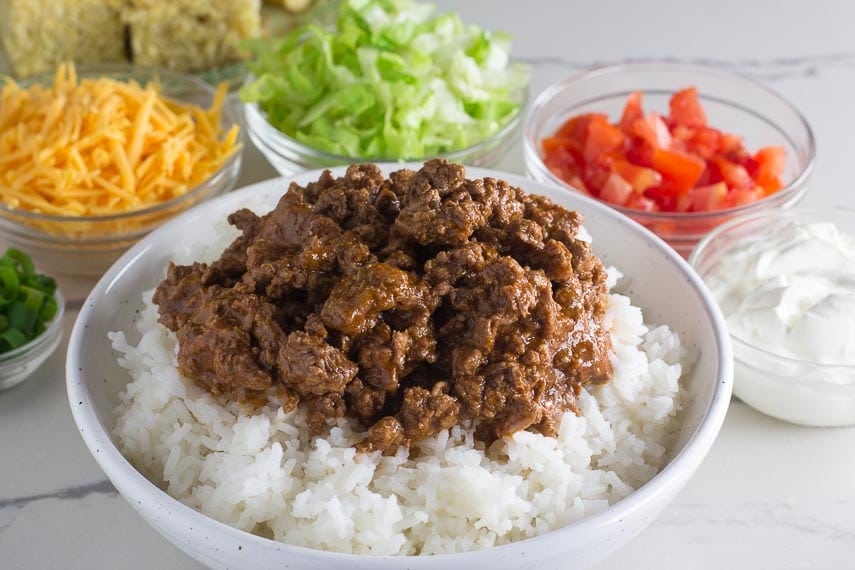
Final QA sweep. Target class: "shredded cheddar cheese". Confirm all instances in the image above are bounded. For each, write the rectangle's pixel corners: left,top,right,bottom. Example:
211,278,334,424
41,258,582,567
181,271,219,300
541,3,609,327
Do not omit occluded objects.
0,63,240,218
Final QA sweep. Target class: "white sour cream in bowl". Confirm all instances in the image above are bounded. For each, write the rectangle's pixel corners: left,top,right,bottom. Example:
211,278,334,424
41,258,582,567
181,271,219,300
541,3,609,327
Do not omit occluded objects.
691,209,855,427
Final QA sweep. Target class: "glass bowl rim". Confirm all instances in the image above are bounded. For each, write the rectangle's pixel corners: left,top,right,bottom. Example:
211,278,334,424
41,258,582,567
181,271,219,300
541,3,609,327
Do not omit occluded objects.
522,60,816,221
0,63,244,225
689,205,855,370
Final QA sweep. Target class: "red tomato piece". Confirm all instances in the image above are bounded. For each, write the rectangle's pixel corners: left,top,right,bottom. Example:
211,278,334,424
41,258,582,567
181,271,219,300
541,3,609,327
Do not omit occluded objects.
568,175,591,195
542,137,572,155
632,114,672,149
581,161,610,192
688,182,728,211
669,87,707,128
554,113,608,151
583,117,626,164
543,145,580,181
754,146,786,193
728,186,765,207
626,194,658,212
652,148,705,193
644,185,681,212
619,91,644,135
626,138,655,167
675,193,692,213
714,157,754,190
717,132,743,154
599,172,634,206
612,159,662,192
754,146,785,176
687,127,721,159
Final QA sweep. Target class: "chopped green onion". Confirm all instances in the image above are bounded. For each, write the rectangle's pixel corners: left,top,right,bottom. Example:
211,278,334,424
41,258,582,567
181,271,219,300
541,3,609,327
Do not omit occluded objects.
39,297,58,322
0,267,19,306
0,328,29,351
8,301,37,335
4,248,35,278
0,249,59,354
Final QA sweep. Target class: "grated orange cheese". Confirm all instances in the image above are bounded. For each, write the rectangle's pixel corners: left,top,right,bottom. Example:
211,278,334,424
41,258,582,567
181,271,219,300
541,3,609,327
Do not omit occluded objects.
0,63,240,218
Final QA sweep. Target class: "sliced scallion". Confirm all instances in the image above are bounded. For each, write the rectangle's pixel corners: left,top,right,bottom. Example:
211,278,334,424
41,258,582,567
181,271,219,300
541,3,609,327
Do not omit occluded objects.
0,249,59,354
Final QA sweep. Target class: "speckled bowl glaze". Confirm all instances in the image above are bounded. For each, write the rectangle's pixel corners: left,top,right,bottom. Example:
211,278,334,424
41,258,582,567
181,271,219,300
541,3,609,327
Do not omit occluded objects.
66,165,732,570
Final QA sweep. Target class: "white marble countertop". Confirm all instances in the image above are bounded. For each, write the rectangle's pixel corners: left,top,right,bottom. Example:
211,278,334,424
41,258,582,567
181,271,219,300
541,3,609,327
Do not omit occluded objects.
2,1,855,568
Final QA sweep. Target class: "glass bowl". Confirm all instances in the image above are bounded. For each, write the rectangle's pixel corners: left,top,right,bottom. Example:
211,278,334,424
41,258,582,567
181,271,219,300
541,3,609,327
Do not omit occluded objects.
0,65,244,277
0,289,65,391
690,207,855,427
244,84,528,175
523,62,815,258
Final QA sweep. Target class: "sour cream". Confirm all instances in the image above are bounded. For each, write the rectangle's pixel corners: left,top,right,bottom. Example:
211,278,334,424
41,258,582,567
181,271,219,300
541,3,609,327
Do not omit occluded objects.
703,220,855,427
708,221,855,364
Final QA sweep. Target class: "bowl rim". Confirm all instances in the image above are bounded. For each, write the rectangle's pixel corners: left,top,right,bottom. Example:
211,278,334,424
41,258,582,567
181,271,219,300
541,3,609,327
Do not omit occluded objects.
522,60,816,221
66,164,733,565
690,205,855,370
0,63,244,225
241,72,530,164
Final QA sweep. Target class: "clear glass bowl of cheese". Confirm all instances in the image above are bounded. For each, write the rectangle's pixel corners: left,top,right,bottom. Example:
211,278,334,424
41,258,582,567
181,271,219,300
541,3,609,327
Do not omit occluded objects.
0,65,243,276
690,207,855,426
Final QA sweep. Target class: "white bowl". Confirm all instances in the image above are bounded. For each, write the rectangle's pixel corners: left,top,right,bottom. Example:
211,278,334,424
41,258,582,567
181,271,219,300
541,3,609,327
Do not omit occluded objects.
66,165,732,570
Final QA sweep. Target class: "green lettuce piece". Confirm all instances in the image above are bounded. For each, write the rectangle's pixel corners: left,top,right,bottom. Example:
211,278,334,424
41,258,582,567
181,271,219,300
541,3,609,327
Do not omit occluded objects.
240,0,529,160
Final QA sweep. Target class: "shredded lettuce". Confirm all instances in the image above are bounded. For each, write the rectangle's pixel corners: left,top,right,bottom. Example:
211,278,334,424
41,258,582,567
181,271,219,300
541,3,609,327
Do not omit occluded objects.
240,0,529,160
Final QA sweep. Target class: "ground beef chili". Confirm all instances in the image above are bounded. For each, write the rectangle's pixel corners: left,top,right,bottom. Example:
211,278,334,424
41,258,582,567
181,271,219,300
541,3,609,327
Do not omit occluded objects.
153,160,613,453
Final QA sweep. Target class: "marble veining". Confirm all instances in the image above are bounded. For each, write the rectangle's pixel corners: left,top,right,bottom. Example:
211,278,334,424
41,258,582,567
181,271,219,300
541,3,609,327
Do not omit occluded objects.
0,480,116,514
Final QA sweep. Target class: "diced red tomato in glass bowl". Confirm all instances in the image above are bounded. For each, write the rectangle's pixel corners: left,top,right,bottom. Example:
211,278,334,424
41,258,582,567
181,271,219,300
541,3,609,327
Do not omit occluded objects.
524,64,815,259
541,87,787,215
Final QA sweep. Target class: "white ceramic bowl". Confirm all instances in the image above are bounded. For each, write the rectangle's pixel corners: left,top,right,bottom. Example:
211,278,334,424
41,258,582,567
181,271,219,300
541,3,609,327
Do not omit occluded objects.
66,165,732,570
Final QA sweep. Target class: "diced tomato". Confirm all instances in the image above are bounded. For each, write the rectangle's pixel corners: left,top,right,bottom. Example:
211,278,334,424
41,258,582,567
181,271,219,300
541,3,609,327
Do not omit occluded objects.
626,138,655,167
675,193,692,213
729,186,765,207
542,137,572,155
754,146,785,176
718,132,743,154
581,161,610,192
632,113,672,149
671,125,691,140
754,146,786,193
583,117,626,164
619,91,644,135
543,144,580,181
669,87,707,128
539,87,787,216
568,175,591,195
687,127,721,159
599,172,634,206
688,182,728,211
546,163,573,182
612,159,662,192
554,113,608,154
644,184,681,211
652,148,705,193
736,152,760,178
626,194,658,212
714,157,754,190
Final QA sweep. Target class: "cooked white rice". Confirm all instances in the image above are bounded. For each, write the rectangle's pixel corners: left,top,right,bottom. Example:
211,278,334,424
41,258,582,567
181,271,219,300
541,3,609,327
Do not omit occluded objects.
111,221,691,556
